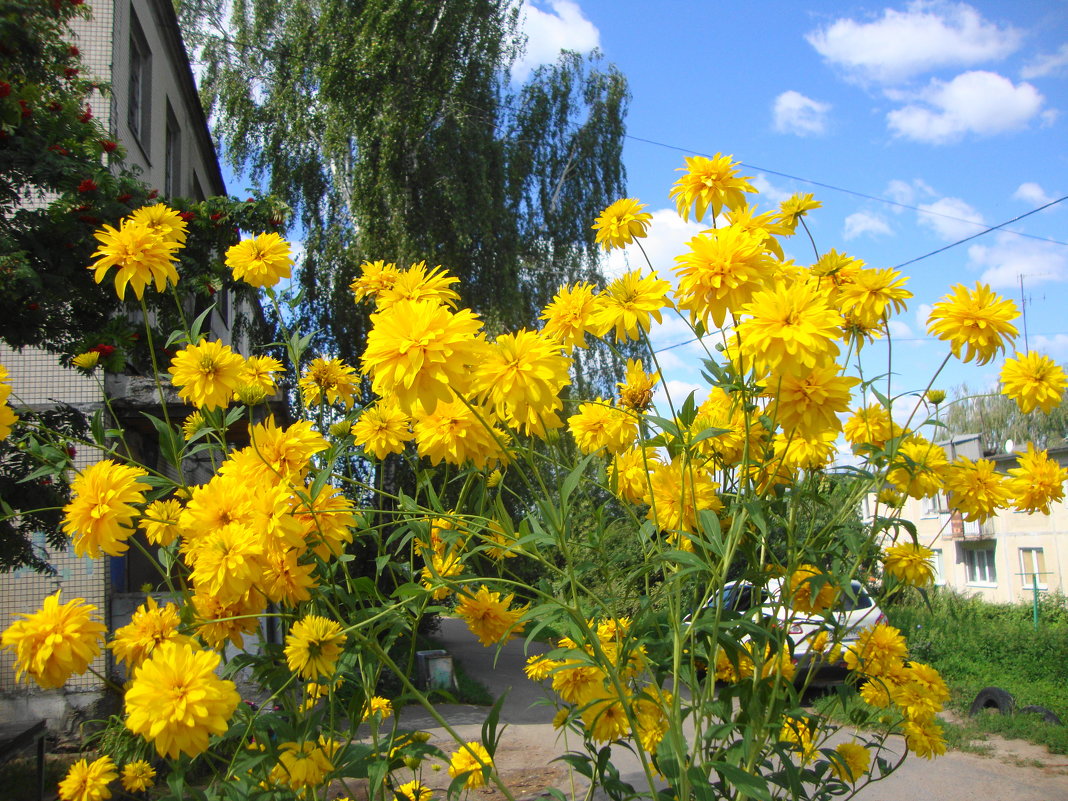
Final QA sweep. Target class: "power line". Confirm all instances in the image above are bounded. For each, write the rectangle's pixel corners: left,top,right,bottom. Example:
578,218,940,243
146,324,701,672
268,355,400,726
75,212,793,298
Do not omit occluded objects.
625,134,1068,248
892,194,1068,269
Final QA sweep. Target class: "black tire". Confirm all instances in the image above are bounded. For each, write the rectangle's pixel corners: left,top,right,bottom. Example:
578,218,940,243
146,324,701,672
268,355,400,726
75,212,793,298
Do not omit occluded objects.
969,686,1016,716
1018,705,1063,725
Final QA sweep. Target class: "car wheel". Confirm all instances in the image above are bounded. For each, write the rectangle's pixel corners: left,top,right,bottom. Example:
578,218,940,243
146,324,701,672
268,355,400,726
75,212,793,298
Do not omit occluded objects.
1018,705,1063,725
968,686,1015,716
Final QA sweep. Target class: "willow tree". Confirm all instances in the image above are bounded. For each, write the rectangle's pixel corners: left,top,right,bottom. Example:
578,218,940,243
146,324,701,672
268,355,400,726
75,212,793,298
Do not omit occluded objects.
179,0,629,376
943,382,1068,453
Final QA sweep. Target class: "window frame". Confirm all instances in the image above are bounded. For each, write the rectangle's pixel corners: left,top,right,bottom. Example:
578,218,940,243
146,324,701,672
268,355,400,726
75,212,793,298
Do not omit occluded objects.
1019,547,1048,591
128,10,152,153
963,544,997,587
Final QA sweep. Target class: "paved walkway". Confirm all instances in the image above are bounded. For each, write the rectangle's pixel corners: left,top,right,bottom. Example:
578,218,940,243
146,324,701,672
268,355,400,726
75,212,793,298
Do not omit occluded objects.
398,618,1068,801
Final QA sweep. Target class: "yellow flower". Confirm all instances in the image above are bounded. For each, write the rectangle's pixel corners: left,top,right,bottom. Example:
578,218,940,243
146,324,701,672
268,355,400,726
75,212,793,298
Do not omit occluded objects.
261,547,317,606
779,716,817,764
269,740,334,790
412,398,508,469
127,203,188,244
772,430,837,471
591,269,673,342
843,404,899,452
124,641,239,758
887,437,949,499
785,565,839,615
241,354,283,396
182,410,205,440
1008,444,1068,514
835,267,912,329
831,742,870,784
736,279,843,377
1,590,105,689
140,498,182,546
472,329,571,435
239,416,329,483
903,718,946,759
766,366,859,438
539,281,604,351
551,661,606,706
844,623,908,678
892,661,950,722
927,282,1019,365
396,780,433,801
352,398,413,459
88,220,180,300
168,339,246,410
284,615,347,679
119,760,156,793
191,591,264,650
0,402,16,441
592,198,653,250
374,261,461,310
225,232,293,288
58,755,117,801
110,596,188,669
778,193,822,232
580,689,630,743
943,456,1012,523
362,695,393,721
187,522,265,604
669,153,755,222
524,654,558,681
884,542,936,587
361,299,486,411
617,358,660,412
299,356,359,409
568,399,637,455
420,548,463,600
72,351,100,370
645,457,723,535
673,225,776,329
349,260,401,304
455,585,527,646
610,446,660,505
291,483,357,560
877,488,904,508
448,741,493,789
62,460,151,558
1000,351,1066,414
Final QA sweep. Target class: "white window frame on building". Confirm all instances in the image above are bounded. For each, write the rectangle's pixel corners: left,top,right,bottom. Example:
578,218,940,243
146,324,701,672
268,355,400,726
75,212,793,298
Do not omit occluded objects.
931,548,945,586
1019,547,1048,591
128,9,152,151
962,543,997,586
921,492,949,517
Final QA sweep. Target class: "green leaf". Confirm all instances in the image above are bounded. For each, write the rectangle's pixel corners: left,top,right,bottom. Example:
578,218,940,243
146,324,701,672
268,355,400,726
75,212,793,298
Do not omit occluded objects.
710,762,773,801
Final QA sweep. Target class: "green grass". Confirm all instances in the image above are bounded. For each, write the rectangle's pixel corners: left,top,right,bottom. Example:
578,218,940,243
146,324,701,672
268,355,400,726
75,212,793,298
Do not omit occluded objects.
885,590,1068,754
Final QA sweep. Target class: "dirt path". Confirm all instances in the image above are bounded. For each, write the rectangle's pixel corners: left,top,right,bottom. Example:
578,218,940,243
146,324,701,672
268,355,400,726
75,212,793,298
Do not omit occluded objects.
388,618,1068,801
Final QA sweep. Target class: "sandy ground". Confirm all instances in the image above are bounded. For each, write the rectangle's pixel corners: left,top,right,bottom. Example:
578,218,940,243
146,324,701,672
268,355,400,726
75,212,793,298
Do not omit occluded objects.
333,618,1068,801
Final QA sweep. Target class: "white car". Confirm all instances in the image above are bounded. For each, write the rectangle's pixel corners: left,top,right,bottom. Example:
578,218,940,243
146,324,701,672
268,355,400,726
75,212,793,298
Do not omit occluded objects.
692,578,886,686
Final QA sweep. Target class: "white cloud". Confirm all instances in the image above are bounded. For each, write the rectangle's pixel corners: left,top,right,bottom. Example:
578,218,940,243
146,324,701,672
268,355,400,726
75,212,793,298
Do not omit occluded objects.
1031,334,1068,360
601,208,704,281
843,211,892,240
512,1,600,82
887,71,1045,144
652,379,706,417
1021,43,1068,80
916,197,984,241
1013,182,1056,206
967,234,1068,288
749,174,792,205
887,319,914,339
772,91,831,136
885,178,937,208
806,1,1020,84
915,302,933,331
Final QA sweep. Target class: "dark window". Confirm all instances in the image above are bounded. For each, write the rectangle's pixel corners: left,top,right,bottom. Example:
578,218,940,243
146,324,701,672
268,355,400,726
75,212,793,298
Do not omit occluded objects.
164,104,181,197
128,11,151,148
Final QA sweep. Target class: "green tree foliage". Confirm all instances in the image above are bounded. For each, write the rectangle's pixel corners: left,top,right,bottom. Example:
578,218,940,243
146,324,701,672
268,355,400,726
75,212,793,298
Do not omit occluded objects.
0,0,285,364
942,382,1068,453
179,0,630,378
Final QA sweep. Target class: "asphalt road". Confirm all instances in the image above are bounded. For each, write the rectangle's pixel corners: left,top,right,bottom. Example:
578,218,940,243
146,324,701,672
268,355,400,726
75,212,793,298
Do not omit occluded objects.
396,618,1068,801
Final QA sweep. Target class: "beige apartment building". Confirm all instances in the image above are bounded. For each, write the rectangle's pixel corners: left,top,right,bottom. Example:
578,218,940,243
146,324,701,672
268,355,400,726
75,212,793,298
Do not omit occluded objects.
893,434,1068,604
0,0,232,725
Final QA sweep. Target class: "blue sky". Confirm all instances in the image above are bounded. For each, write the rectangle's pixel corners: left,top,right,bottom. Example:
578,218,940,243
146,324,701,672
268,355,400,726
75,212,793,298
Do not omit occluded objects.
515,0,1068,421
